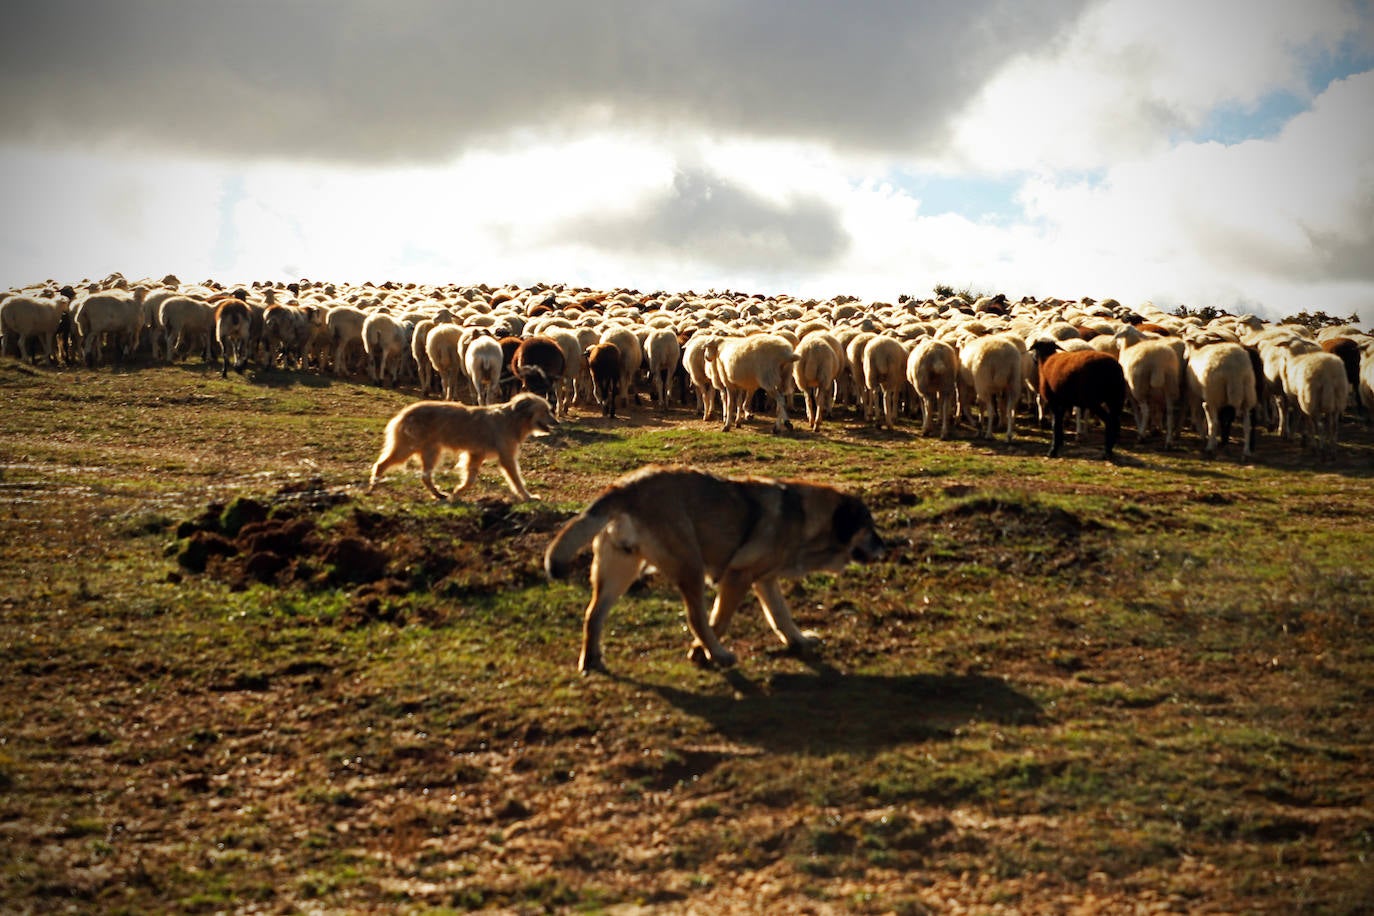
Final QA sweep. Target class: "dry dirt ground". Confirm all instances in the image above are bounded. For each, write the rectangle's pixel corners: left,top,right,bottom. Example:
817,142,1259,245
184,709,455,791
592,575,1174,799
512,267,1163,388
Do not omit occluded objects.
2,361,1373,914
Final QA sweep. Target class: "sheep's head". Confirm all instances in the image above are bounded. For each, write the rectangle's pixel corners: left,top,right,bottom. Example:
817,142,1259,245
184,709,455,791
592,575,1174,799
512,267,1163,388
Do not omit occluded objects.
1029,339,1061,365
518,364,553,397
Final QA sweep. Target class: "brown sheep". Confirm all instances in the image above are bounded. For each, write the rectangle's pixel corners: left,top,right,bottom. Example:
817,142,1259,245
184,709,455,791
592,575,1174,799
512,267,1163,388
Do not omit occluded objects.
512,336,567,412
1030,340,1126,460
498,336,523,400
585,342,623,417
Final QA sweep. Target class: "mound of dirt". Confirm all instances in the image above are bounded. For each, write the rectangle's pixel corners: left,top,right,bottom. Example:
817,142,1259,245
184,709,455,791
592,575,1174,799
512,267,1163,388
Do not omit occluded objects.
170,482,570,624
913,496,1111,579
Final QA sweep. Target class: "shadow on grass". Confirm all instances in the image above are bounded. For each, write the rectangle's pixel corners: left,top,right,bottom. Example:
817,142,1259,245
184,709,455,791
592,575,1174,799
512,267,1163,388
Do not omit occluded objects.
625,666,1042,754
247,367,337,389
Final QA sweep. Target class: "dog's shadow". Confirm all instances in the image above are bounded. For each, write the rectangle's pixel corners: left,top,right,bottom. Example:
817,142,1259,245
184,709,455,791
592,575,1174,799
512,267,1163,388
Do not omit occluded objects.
618,662,1042,754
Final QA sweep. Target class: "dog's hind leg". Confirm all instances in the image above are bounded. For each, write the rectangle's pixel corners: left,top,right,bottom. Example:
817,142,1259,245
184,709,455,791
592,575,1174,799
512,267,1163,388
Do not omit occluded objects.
417,445,448,500
496,449,535,501
448,452,484,500
579,529,643,674
754,577,822,653
367,444,408,492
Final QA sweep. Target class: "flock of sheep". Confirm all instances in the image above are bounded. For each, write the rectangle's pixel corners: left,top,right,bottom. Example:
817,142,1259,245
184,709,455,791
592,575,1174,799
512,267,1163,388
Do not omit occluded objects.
2,272,1370,461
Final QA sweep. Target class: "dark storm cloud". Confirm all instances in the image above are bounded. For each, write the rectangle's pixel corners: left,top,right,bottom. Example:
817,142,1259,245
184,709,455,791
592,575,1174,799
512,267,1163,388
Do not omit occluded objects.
561,167,850,271
1,0,1090,163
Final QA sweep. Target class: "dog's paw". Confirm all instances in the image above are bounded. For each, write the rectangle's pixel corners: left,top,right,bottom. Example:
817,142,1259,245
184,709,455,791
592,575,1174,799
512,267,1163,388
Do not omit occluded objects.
699,646,737,668
689,643,737,668
579,654,608,675
789,631,824,654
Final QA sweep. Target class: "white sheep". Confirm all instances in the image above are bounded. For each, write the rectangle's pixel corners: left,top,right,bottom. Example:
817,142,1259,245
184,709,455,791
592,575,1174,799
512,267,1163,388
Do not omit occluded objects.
906,337,960,439
362,310,409,386
643,326,682,409
262,304,313,369
409,318,438,394
844,331,878,420
572,325,602,406
73,286,146,366
0,295,69,364
708,333,797,433
599,324,643,409
158,295,216,364
1255,333,1307,437
1361,342,1374,425
1116,334,1182,448
215,300,253,377
682,332,721,420
792,332,841,432
463,333,504,405
139,287,180,360
826,327,860,411
425,323,466,401
326,305,368,376
861,334,909,430
1273,338,1349,459
958,333,1023,441
1186,342,1257,457
300,304,332,370
544,327,585,417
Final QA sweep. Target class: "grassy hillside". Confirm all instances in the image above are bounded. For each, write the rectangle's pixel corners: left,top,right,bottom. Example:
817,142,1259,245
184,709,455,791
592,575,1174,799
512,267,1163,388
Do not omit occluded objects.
2,359,1372,914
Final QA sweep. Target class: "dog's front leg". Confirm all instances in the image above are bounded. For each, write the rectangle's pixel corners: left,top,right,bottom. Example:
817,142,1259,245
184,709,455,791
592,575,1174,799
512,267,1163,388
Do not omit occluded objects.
496,450,536,501
754,577,822,653
683,574,737,668
706,571,751,639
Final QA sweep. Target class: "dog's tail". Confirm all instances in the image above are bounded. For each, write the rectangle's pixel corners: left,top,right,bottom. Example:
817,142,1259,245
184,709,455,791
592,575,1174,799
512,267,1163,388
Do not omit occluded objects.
544,490,623,580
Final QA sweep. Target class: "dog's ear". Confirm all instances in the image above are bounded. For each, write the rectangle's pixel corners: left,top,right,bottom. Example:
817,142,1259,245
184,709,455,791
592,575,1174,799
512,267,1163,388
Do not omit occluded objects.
832,495,874,545
512,392,546,416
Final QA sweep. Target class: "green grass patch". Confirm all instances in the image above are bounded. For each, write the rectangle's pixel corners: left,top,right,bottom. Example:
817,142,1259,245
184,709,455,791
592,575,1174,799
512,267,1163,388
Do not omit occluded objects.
1,360,1372,913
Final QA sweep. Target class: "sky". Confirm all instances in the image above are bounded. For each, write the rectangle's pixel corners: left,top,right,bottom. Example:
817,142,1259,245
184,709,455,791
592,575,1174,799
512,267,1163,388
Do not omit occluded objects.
2,0,1372,322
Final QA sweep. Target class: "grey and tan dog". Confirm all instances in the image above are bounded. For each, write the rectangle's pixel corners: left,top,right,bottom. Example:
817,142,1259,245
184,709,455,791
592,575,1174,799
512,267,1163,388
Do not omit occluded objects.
368,393,558,501
544,465,887,673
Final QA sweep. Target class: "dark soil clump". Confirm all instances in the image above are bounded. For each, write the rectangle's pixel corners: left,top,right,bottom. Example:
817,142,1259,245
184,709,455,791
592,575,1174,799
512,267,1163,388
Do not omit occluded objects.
170,483,571,615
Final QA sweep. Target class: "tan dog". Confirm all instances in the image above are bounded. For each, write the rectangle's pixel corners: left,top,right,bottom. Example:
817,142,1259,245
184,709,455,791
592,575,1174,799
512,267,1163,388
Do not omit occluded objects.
368,393,558,501
544,465,887,673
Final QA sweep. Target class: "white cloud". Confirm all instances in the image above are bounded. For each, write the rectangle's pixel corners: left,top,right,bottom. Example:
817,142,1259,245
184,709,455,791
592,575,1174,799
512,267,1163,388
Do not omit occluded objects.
1002,70,1374,316
0,147,229,284
946,0,1367,173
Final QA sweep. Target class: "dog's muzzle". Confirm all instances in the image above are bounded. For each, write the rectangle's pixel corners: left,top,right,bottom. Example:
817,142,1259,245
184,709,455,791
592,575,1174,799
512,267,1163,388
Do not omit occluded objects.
850,531,888,563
